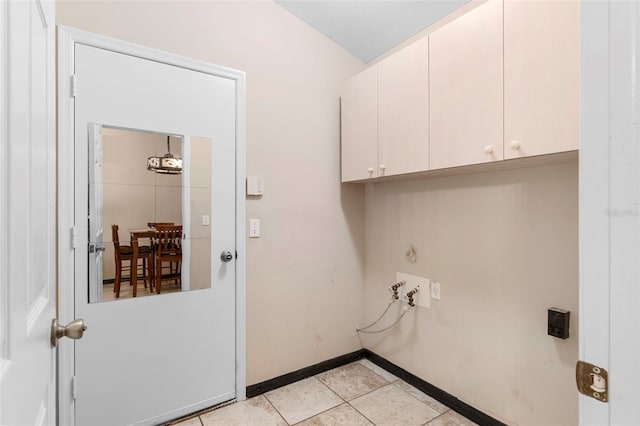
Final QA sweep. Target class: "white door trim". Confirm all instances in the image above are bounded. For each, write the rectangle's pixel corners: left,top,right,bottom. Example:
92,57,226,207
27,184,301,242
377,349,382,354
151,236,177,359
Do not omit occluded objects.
0,0,9,372
579,2,610,424
57,26,246,426
580,1,640,424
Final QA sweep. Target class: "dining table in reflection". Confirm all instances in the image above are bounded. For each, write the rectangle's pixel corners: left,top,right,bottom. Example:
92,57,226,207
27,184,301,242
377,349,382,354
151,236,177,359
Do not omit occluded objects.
127,228,156,296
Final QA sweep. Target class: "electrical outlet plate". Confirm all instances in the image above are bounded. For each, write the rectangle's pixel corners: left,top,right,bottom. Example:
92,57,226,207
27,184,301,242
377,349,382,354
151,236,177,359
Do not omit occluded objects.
397,272,430,308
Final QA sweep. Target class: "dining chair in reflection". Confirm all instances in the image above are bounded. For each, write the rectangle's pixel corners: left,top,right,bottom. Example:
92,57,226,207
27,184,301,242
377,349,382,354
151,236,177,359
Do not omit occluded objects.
153,225,183,294
111,224,153,298
147,222,175,228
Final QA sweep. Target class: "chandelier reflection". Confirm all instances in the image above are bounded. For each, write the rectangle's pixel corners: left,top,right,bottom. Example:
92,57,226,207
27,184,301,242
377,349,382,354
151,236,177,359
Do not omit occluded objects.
147,136,182,174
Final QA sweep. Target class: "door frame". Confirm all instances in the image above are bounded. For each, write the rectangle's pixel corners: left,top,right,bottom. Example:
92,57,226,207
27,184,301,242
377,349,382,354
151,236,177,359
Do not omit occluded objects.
579,1,640,424
57,26,246,426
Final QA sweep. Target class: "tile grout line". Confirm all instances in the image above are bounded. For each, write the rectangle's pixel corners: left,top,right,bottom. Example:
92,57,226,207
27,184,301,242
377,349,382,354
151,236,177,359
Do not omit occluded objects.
392,381,451,415
262,392,298,425
345,401,377,426
360,359,476,425
421,410,451,426
283,374,349,424
290,404,350,426
315,363,394,426
313,362,397,406
346,380,451,426
345,380,398,404
314,371,350,403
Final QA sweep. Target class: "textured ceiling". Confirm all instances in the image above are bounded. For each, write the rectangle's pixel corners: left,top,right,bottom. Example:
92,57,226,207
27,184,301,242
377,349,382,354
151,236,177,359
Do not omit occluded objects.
276,0,471,62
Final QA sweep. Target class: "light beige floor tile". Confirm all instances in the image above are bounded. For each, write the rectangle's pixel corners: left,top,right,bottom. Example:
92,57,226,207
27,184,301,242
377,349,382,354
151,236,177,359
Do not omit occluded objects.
200,395,286,426
357,358,399,382
350,383,441,426
264,377,343,425
395,381,450,414
427,410,479,426
296,403,373,426
172,416,202,426
316,362,389,400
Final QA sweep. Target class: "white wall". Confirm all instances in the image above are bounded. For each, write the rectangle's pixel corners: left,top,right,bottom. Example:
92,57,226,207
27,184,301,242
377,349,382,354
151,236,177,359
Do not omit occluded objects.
361,161,578,426
57,0,366,384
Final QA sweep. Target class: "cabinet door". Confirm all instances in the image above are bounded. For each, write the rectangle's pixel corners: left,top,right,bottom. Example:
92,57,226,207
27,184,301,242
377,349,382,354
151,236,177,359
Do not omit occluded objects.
378,37,429,177
429,0,503,170
504,0,579,159
341,66,378,182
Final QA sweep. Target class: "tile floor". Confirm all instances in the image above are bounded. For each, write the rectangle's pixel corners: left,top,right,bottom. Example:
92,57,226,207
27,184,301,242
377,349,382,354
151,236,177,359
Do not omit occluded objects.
171,359,478,426
101,280,180,301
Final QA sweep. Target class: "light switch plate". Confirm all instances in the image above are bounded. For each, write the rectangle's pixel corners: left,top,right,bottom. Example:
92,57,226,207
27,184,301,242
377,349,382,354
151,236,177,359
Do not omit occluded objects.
249,219,260,238
430,282,441,300
397,272,430,308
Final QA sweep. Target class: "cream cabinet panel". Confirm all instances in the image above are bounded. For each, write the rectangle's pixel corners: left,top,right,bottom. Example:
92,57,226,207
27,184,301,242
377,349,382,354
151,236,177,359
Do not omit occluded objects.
378,37,429,177
429,0,503,170
341,66,378,182
504,0,579,159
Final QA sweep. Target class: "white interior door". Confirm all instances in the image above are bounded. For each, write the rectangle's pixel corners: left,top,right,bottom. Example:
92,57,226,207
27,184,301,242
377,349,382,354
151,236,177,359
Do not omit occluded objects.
0,1,57,425
60,36,240,425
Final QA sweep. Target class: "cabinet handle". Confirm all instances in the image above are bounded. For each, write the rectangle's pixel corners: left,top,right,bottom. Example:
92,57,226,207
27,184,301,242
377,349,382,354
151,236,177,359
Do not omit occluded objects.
510,140,521,150
367,167,374,174
483,145,494,154
379,164,386,175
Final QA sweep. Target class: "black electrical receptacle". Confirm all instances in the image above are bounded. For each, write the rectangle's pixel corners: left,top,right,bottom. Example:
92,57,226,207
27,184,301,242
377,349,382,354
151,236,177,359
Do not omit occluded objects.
548,308,570,339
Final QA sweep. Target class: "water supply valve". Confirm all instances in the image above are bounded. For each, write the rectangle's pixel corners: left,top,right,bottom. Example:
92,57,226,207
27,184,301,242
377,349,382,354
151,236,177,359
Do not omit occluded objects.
388,280,406,301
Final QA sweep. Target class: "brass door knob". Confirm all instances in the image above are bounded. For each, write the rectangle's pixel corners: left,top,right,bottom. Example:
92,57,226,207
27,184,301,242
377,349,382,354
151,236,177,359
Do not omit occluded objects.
51,319,87,347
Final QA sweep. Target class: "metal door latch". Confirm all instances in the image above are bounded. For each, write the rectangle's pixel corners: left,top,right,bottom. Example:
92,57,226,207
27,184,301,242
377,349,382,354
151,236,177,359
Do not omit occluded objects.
51,319,88,347
88,243,106,253
576,360,608,403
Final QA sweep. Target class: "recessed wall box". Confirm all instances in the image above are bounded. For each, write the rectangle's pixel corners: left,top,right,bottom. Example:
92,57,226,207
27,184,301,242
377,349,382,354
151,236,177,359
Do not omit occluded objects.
548,307,570,339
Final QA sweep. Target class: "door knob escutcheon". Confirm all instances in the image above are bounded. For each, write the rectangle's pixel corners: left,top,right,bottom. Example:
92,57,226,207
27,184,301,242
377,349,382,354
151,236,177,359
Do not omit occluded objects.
51,319,87,347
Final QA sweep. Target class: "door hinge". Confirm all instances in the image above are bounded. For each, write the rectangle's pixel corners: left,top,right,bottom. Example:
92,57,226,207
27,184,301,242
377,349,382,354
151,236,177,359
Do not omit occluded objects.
71,226,77,249
71,74,78,98
576,360,608,403
71,376,78,400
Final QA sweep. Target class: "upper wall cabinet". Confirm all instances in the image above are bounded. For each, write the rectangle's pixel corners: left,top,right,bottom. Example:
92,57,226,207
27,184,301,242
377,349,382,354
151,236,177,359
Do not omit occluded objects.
429,0,503,170
341,66,378,182
340,0,579,182
341,38,430,182
503,0,579,159
378,37,429,177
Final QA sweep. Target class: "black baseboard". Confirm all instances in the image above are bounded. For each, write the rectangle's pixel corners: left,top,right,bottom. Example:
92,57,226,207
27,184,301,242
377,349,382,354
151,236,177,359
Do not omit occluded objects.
246,348,505,426
362,349,507,426
246,349,366,398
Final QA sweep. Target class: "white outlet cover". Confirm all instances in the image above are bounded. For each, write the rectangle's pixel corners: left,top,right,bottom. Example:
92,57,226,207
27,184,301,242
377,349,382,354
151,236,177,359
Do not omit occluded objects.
396,272,430,309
